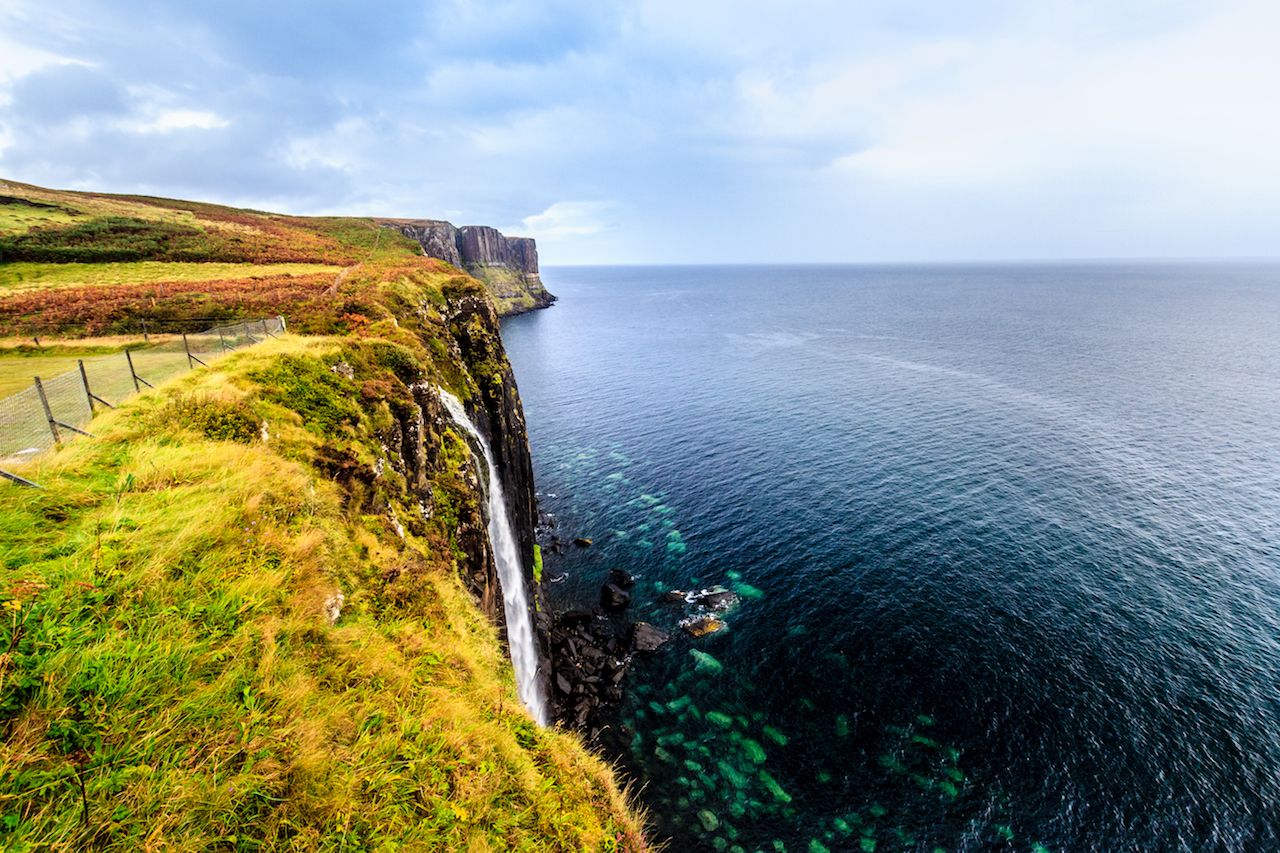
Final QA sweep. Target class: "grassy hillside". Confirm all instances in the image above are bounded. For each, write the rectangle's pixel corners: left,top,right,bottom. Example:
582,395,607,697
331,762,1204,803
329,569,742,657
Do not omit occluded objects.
0,183,648,850
0,179,435,338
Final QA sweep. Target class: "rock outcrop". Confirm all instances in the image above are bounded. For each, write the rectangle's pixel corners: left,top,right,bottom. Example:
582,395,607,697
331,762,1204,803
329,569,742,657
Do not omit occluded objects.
381,219,557,316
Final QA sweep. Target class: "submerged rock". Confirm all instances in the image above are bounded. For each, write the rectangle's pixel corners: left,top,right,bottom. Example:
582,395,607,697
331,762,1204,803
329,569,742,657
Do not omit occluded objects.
762,725,789,746
573,537,593,547
689,649,724,674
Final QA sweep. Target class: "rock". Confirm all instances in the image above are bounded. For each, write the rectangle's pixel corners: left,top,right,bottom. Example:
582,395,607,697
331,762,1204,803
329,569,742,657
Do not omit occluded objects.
601,582,631,611
691,587,740,612
330,361,355,380
631,622,671,653
609,568,635,588
556,673,572,695
381,220,555,317
689,649,724,674
323,590,344,624
660,589,687,604
574,537,593,547
681,615,725,638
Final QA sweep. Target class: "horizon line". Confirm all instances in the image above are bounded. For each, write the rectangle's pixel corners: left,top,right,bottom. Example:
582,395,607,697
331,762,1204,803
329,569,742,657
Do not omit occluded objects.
541,256,1280,268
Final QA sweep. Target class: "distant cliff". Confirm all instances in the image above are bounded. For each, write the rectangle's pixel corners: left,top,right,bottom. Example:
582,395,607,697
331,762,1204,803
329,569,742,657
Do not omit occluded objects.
380,219,556,316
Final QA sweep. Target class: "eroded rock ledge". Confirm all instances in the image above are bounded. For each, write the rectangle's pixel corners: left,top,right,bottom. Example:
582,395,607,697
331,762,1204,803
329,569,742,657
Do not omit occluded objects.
380,219,557,316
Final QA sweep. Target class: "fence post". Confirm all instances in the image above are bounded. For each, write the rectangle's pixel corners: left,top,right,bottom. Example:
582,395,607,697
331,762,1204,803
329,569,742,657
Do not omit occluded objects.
34,377,60,445
126,350,140,392
125,349,153,391
219,327,229,353
78,359,114,412
183,333,208,369
278,315,287,333
142,319,150,343
0,469,42,488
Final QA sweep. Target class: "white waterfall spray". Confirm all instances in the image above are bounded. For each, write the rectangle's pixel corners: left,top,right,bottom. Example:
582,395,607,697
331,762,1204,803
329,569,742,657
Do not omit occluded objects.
438,388,549,725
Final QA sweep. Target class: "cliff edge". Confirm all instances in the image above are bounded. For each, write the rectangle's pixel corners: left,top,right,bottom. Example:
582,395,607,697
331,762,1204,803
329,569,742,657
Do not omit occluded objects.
380,219,557,317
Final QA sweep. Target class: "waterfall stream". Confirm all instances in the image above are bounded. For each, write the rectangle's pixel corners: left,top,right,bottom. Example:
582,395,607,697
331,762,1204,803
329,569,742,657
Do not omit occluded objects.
438,388,549,725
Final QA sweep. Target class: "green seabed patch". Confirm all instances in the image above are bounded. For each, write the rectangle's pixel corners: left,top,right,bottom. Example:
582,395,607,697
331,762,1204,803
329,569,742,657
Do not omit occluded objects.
623,667,1054,851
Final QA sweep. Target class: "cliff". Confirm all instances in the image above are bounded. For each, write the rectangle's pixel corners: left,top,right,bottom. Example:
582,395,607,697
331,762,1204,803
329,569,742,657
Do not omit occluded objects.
0,180,644,850
379,219,557,317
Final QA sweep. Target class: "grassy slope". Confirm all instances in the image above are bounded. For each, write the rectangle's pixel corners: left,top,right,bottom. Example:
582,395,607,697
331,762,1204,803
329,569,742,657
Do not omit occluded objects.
0,262,343,296
0,182,647,850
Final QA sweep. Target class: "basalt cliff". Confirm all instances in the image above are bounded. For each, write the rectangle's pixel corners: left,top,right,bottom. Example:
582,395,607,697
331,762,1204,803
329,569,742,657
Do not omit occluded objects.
380,219,557,317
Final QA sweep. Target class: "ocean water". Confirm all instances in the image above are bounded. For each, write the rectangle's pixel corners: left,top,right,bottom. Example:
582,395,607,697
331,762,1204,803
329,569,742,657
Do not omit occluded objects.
500,264,1280,852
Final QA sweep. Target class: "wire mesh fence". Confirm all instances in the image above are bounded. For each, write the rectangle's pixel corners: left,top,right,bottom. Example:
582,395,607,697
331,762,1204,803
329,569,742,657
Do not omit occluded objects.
0,316,285,476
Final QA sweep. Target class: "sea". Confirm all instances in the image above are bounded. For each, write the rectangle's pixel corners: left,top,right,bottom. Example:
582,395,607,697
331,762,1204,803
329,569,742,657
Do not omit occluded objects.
500,263,1280,852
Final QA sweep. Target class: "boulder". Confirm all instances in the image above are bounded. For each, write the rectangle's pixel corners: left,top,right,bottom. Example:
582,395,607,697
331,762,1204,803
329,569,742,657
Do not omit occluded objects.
680,615,725,638
691,587,740,612
573,537,593,547
601,582,631,611
631,622,671,653
609,568,636,588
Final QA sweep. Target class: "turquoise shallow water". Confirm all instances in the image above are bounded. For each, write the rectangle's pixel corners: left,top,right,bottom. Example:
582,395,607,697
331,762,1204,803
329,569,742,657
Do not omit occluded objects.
501,263,1280,852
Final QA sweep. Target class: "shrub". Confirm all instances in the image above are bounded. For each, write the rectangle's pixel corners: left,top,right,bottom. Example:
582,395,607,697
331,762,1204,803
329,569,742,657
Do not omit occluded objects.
151,394,262,443
250,355,362,435
368,340,423,384
0,216,233,263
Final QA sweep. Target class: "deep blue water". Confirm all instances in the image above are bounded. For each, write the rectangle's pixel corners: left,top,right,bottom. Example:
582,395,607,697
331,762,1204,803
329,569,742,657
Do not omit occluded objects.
501,264,1280,852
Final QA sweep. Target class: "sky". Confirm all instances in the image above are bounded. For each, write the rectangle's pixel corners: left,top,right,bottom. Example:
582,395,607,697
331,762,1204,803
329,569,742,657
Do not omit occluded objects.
1,0,1277,264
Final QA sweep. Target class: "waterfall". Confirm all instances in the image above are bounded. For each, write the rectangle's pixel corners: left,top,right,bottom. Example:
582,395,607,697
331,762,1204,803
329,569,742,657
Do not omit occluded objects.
438,388,549,725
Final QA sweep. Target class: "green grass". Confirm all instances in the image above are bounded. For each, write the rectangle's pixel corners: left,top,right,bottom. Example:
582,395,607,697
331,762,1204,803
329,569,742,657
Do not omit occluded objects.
0,339,647,850
0,352,122,398
0,262,343,295
299,218,424,264
0,200,82,235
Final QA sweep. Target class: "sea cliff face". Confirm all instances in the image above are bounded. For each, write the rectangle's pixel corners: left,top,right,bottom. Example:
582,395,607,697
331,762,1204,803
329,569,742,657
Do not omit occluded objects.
381,219,557,316
439,288,554,701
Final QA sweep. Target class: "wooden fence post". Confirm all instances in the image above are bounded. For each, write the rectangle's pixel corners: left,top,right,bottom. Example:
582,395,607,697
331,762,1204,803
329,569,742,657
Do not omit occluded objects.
78,360,114,412
34,377,60,445
0,469,42,488
126,349,153,391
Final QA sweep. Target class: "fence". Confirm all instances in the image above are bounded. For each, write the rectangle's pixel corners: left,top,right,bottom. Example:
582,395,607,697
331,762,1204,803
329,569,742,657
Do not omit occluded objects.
0,317,285,484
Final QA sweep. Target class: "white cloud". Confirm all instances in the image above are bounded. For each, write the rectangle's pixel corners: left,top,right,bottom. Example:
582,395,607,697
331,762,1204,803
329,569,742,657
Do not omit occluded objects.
123,109,230,134
0,34,72,85
780,2,1280,201
517,201,614,239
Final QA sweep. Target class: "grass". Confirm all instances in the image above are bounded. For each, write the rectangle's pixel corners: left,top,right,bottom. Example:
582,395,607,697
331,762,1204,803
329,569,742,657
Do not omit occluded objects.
0,262,343,295
0,352,120,398
0,338,647,850
0,199,82,235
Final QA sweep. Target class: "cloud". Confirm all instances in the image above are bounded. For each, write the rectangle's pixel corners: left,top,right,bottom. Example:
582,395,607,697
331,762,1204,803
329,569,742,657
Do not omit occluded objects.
517,201,615,239
0,0,1276,261
124,109,230,135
